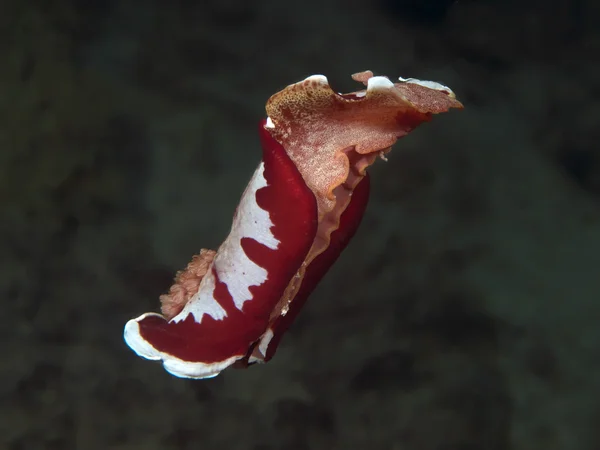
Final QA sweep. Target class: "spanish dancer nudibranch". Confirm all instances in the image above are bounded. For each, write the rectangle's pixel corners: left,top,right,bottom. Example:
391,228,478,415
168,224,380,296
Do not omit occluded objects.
124,70,463,379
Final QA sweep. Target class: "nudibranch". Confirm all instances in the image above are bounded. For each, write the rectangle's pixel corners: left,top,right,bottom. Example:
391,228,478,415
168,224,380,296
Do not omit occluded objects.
124,70,462,379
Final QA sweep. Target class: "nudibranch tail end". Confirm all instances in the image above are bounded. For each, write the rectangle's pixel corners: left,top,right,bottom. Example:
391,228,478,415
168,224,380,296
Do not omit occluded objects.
123,124,318,379
124,314,236,379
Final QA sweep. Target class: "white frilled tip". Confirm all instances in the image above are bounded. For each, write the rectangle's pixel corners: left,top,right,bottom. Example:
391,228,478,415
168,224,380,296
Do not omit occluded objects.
124,314,164,361
398,76,454,95
303,74,395,97
367,76,394,91
304,74,328,84
299,73,453,95
124,314,239,379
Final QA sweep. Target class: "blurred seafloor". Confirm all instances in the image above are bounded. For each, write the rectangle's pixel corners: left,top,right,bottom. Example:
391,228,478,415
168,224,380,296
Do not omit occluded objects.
2,0,600,449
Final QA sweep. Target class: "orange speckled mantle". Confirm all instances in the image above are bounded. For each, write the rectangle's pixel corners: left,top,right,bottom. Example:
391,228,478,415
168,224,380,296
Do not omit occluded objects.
265,70,463,218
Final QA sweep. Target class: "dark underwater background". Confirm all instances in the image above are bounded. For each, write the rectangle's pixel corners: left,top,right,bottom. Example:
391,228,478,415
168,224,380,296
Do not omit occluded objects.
2,0,599,449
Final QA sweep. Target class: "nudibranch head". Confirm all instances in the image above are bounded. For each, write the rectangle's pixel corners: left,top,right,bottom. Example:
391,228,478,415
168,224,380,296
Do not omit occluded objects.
265,70,463,218
124,70,462,379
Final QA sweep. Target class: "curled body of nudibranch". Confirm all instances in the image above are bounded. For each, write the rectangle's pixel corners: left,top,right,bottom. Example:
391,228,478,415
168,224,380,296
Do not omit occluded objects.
124,70,462,378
